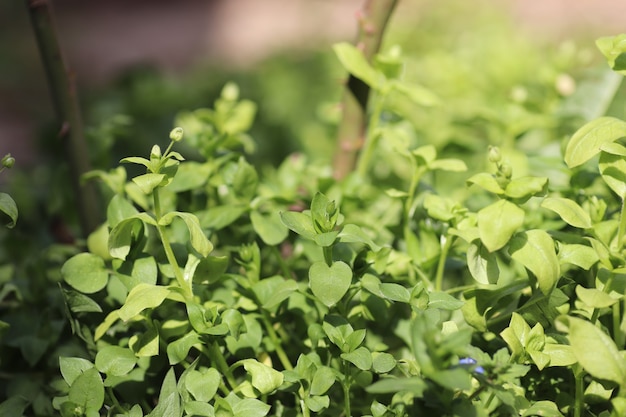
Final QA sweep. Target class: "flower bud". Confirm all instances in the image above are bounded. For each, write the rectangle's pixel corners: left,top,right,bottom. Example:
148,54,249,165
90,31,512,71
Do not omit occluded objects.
487,146,501,163
1,154,15,169
169,127,184,142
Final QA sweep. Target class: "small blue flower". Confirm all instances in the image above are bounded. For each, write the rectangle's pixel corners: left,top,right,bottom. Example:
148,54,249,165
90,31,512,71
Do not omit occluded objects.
458,357,485,375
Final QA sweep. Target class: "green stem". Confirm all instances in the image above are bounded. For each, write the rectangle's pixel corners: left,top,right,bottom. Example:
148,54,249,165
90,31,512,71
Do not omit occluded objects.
435,234,454,291
153,188,191,298
356,96,385,177
342,361,352,417
323,246,333,266
271,246,293,278
261,312,293,371
574,365,584,417
618,198,626,251
618,300,626,349
207,341,237,390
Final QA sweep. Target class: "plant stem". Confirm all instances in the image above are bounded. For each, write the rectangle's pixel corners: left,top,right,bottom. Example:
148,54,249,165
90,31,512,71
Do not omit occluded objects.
435,234,454,291
356,95,385,177
574,366,584,417
332,0,399,180
207,341,238,390
261,312,293,371
342,361,352,417
153,188,191,298
618,197,626,251
25,0,101,237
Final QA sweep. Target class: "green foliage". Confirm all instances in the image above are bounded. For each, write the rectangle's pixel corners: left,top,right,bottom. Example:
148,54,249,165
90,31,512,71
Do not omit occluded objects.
7,4,626,416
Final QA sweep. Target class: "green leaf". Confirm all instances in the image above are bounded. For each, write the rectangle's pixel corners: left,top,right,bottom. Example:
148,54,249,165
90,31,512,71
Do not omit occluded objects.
565,316,626,387
118,283,171,322
333,42,381,89
59,357,94,386
558,244,599,270
0,193,17,228
564,117,626,168
337,224,381,251
106,194,139,228
280,211,316,240
309,261,352,307
341,346,373,370
311,192,339,234
478,199,525,252
241,359,284,394
428,291,464,310
372,352,396,374
251,210,288,245
159,211,213,257
521,401,564,417
466,241,499,284
428,158,467,172
541,197,592,229
366,377,426,395
62,289,103,313
466,172,504,194
509,230,560,295
379,283,411,303
109,214,154,260
197,204,248,231
95,346,137,376
304,395,330,412
504,176,548,201
68,368,104,412
599,151,626,197
575,285,620,309
0,397,29,417
310,366,336,396
167,332,202,364
132,173,166,194
185,368,221,402
596,34,626,74
251,276,298,310
391,81,441,106
62,253,109,294
231,397,271,417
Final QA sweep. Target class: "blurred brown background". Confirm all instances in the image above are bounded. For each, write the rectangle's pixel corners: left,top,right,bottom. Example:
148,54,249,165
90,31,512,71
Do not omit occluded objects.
1,0,625,167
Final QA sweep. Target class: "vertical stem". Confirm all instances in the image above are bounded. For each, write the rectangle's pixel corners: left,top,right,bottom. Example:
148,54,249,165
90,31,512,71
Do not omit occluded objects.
25,0,101,236
261,312,293,371
356,95,385,177
332,0,399,180
574,366,584,417
435,234,454,291
618,198,626,250
153,188,191,299
342,361,352,417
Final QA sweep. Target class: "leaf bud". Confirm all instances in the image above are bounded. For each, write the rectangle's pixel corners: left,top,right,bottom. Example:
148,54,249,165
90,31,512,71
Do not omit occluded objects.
500,162,512,179
169,127,184,142
150,145,162,159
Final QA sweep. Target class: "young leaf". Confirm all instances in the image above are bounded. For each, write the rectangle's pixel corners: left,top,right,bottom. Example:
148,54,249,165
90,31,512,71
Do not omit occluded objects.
95,346,137,376
309,261,352,307
564,117,626,168
466,173,504,195
167,332,202,365
575,285,620,309
478,199,525,252
241,359,284,394
250,210,288,245
341,346,373,371
159,211,213,257
62,253,109,294
310,366,336,396
59,357,95,386
509,230,560,295
541,197,592,229
599,151,626,197
185,368,221,402
466,241,499,284
565,316,626,388
118,283,171,322
68,368,104,413
333,42,381,89
372,352,396,374
109,214,155,260
132,173,166,194
0,193,17,228
280,211,316,240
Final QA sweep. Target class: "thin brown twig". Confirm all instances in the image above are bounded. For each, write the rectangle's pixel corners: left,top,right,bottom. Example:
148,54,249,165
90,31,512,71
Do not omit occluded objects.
332,0,399,180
